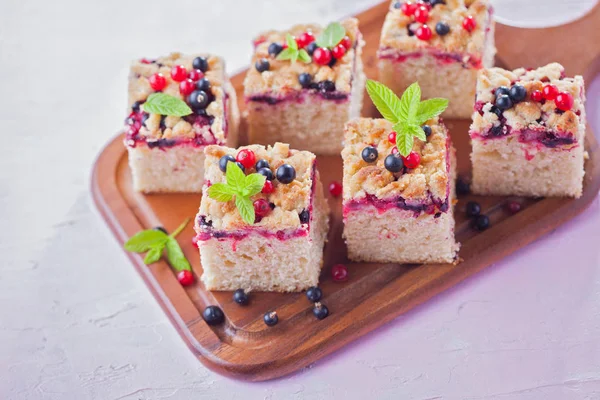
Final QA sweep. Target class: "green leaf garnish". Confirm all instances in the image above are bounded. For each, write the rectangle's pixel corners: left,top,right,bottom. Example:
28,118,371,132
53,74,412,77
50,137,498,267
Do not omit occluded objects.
316,22,346,48
277,33,311,64
366,80,448,157
207,162,266,224
123,218,192,273
142,93,193,117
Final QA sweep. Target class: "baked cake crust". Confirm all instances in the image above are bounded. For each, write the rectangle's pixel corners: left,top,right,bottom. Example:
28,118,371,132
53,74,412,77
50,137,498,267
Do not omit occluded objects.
342,118,450,203
244,18,361,97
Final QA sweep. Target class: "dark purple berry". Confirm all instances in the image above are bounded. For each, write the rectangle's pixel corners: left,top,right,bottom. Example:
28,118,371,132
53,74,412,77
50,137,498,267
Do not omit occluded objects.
306,42,318,56
188,90,210,110
495,86,510,97
276,164,296,183
472,215,490,231
313,303,329,320
306,286,322,302
361,146,378,163
255,58,270,72
466,201,481,217
299,209,310,224
255,159,270,170
257,167,274,181
233,289,249,305
219,155,235,173
192,57,208,72
509,85,527,103
435,22,450,36
264,311,278,326
456,177,470,195
298,73,312,89
495,94,513,111
268,43,283,56
422,125,432,136
319,80,335,92
195,77,210,92
384,154,404,173
202,306,224,326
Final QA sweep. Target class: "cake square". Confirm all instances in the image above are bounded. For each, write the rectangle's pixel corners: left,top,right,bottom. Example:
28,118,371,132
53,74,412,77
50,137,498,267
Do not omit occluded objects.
378,0,495,119
243,18,365,155
124,52,240,193
195,142,330,292
342,118,459,264
470,63,586,198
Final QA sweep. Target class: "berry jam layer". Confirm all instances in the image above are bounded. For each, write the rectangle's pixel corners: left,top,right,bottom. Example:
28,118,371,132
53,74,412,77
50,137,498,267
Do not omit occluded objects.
246,88,349,105
470,126,578,150
343,193,449,219
378,49,483,69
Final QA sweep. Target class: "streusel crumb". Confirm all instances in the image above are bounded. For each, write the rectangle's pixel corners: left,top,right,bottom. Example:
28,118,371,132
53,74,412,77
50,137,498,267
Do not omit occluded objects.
342,118,450,202
199,143,319,231
244,18,362,96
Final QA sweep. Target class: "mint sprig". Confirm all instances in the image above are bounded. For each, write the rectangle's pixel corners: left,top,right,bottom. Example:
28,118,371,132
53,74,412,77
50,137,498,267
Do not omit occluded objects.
277,34,311,64
207,162,267,224
124,218,192,273
316,22,346,48
366,80,448,157
142,93,193,117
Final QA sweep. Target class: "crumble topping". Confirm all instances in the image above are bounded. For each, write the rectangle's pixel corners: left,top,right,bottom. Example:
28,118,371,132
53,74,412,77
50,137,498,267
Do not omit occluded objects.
198,143,317,231
342,118,450,203
471,63,585,138
379,0,493,64
243,18,363,97
125,52,229,143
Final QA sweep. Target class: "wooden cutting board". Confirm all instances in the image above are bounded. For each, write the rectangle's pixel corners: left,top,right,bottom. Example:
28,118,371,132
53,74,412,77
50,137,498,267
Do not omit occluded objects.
91,1,600,381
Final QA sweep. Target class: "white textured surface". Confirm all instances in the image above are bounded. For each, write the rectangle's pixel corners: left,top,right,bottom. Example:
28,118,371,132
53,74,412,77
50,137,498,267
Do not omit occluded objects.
1,1,600,399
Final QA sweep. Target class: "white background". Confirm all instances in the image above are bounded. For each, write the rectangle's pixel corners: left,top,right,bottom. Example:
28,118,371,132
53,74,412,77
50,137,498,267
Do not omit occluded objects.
1,1,599,399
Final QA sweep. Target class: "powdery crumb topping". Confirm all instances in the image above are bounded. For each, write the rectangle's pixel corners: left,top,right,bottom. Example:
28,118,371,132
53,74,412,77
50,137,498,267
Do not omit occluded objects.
379,0,493,63
342,118,449,203
471,63,585,136
199,143,316,231
244,18,362,97
128,52,228,142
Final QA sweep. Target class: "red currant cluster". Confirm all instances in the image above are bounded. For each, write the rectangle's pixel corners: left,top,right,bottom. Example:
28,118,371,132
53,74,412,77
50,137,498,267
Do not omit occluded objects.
148,63,207,96
400,1,476,41
531,85,574,111
388,131,422,168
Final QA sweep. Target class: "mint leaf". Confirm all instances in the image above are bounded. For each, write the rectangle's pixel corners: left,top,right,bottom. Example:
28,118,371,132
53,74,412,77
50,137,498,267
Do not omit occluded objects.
235,196,255,224
415,98,449,125
165,237,191,272
366,80,402,123
124,230,168,253
394,122,416,157
297,49,311,63
413,125,427,142
225,162,246,191
142,93,192,117
208,183,235,202
286,33,297,50
316,22,346,48
399,82,421,121
144,244,164,264
276,48,295,61
242,174,266,197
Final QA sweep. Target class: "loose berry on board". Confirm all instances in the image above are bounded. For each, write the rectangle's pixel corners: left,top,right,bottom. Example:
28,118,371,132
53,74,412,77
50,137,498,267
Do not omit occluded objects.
403,151,421,169
255,58,270,72
254,199,271,218
233,289,249,305
401,1,417,16
472,215,490,231
188,69,203,82
385,154,404,172
149,73,167,91
192,56,208,72
313,302,329,320
170,65,188,82
219,155,236,173
261,180,274,194
415,24,432,41
236,149,256,169
264,311,279,326
331,264,348,282
340,36,352,50
298,72,313,88
296,32,315,48
466,201,481,217
414,5,429,23
202,305,224,326
435,21,450,36
257,167,274,181
196,77,211,92
276,164,296,184
361,146,379,163
177,270,195,286
531,90,543,102
542,84,559,101
179,79,196,96
332,44,347,59
462,15,476,32
329,181,343,197
306,286,323,302
268,42,283,56
506,200,522,214
388,131,397,144
509,85,527,103
456,177,470,195
313,47,332,65
555,92,574,111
